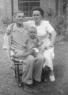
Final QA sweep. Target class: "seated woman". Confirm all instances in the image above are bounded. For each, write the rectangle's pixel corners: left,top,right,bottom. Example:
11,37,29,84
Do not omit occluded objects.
24,7,57,82
3,11,44,86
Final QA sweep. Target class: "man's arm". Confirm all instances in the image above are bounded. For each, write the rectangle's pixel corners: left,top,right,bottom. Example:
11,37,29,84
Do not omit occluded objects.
22,49,36,57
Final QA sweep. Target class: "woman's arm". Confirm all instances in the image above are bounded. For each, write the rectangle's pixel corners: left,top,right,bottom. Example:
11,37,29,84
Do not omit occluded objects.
46,21,57,47
49,30,57,47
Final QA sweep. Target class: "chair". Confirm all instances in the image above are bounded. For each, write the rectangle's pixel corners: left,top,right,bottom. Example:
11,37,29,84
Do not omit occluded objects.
11,56,24,87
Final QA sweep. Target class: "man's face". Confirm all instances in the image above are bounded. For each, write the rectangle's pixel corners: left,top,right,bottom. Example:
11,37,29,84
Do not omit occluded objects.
15,12,25,24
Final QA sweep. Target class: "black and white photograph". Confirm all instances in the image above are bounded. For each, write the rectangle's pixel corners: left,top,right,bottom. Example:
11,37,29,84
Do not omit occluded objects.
0,0,68,95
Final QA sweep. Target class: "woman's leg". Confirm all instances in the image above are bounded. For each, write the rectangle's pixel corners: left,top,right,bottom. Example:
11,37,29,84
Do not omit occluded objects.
43,50,55,82
22,55,35,85
43,50,53,70
33,53,45,82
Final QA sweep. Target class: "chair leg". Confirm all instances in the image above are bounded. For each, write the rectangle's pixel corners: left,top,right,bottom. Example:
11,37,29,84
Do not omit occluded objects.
15,64,22,87
14,65,17,78
16,65,21,86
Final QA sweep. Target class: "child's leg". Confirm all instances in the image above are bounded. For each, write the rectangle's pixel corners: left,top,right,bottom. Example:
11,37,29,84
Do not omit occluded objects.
43,50,55,82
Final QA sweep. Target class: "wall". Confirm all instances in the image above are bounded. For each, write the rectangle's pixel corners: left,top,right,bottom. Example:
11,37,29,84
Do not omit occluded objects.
3,0,11,19
0,0,63,21
0,0,18,20
13,0,18,14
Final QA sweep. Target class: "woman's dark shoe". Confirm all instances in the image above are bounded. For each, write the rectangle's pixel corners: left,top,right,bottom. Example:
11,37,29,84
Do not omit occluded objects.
41,66,50,82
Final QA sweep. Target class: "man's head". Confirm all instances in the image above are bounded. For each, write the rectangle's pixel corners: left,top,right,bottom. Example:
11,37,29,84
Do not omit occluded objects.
14,10,25,24
28,26,37,39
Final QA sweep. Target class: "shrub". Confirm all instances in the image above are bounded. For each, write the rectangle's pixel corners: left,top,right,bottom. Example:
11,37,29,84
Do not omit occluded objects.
2,17,13,27
47,15,67,35
54,16,67,35
46,8,67,35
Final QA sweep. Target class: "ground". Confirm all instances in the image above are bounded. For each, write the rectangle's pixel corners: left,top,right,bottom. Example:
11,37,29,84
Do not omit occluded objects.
0,34,68,95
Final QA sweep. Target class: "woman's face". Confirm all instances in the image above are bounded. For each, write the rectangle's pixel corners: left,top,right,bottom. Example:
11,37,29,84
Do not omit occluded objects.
32,10,42,22
15,12,25,24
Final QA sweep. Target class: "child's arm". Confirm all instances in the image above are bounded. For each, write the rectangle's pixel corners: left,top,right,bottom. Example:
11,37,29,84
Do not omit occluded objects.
36,38,43,47
38,41,43,46
22,44,27,48
22,39,28,48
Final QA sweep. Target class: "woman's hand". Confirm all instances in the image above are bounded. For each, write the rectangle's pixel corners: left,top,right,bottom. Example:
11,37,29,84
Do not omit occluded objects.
41,46,53,52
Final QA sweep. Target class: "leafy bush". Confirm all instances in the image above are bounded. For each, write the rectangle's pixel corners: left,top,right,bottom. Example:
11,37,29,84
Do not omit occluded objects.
54,16,67,35
47,15,67,35
46,8,67,35
2,17,13,27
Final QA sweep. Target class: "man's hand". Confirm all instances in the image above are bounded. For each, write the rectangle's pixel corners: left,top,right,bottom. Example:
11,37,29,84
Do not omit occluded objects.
22,53,28,57
23,44,27,48
14,50,23,57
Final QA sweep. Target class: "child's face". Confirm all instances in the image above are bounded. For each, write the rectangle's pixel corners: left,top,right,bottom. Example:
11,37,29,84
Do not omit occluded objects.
29,31,37,39
15,12,25,24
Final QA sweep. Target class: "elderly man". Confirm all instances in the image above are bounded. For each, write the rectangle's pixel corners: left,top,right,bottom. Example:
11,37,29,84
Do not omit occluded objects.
3,11,44,86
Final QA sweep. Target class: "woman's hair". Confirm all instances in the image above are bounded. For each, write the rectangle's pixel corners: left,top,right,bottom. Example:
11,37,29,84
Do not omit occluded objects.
32,7,44,17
